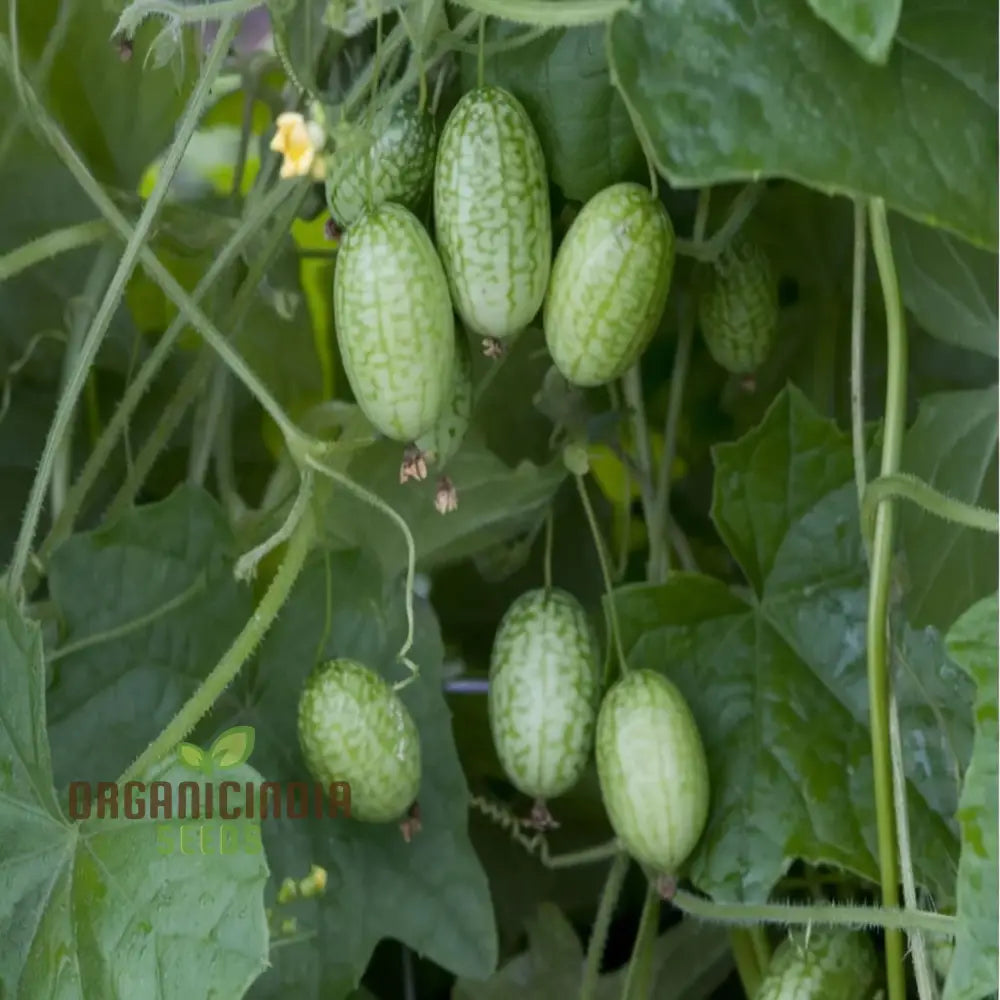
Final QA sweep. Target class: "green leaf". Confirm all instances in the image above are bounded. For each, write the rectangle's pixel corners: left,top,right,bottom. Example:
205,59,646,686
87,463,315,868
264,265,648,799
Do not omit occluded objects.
177,742,207,771
45,486,252,788
462,24,643,202
0,592,269,998
943,593,999,1000
210,725,256,768
899,388,999,630
804,0,901,64
608,0,998,249
215,548,497,997
890,213,998,357
612,386,972,902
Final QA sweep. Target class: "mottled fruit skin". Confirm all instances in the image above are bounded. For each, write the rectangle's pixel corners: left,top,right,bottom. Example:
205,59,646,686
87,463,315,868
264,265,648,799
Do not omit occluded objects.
596,669,709,875
756,930,878,1000
697,236,778,375
488,588,599,799
544,183,675,387
434,85,551,341
297,658,421,823
334,202,455,441
414,333,472,468
326,99,437,228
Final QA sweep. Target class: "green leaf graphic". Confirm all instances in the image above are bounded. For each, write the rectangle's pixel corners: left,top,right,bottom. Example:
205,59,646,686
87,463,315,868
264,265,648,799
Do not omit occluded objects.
210,726,256,768
177,742,206,772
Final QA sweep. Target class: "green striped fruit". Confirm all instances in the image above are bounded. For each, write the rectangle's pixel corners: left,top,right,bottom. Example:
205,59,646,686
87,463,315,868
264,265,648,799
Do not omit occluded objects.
488,588,599,800
414,333,473,469
697,236,778,375
596,669,709,875
756,930,879,999
297,658,421,823
434,85,551,342
326,98,437,229
544,183,675,387
333,202,455,442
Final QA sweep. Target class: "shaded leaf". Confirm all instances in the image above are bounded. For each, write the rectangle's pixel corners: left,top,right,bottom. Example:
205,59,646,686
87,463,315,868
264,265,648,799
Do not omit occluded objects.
891,213,998,357
608,0,998,248
0,593,269,999
943,593,999,1000
210,725,256,768
45,486,252,788
804,0,901,64
612,386,972,902
462,24,643,202
899,388,998,630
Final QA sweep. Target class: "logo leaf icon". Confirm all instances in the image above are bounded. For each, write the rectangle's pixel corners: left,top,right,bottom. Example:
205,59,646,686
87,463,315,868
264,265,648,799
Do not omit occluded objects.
209,725,255,768
177,742,206,771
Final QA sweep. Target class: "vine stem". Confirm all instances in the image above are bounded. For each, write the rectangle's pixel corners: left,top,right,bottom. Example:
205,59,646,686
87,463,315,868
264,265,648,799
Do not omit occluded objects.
575,473,629,682
650,187,712,582
0,19,240,598
579,852,631,1000
620,884,661,998
621,365,657,579
0,220,109,281
671,889,955,936
850,199,869,517
865,197,909,1000
450,0,627,26
119,499,315,783
543,505,554,592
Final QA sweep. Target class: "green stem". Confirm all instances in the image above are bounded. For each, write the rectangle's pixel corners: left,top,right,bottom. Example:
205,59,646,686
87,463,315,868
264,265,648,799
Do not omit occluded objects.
1,20,239,598
49,571,207,663
575,473,629,683
670,889,955,936
234,468,314,582
543,505,554,592
850,199,869,517
865,197,908,1000
727,930,763,999
651,188,711,582
115,0,255,32
622,365,657,580
862,472,998,547
439,23,549,56
450,0,626,26
477,16,486,86
119,500,315,783
188,361,229,486
620,885,660,999
580,852,631,1000
0,220,109,281
675,183,763,262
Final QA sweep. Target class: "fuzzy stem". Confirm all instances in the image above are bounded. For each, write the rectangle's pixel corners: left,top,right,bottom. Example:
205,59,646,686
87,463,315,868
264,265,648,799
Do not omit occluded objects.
543,505,554,593
0,220,109,281
580,852,631,1000
0,20,239,597
675,184,763,262
622,365,657,580
851,199,869,518
865,197,909,1000
449,0,626,26
119,500,315,783
620,885,661,998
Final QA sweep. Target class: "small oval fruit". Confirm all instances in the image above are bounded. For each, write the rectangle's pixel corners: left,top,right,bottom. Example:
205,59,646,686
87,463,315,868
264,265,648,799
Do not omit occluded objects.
326,98,437,229
297,658,421,823
434,85,551,342
596,669,709,875
756,929,879,1000
488,587,599,801
544,183,675,387
333,202,455,442
413,333,473,470
697,235,778,375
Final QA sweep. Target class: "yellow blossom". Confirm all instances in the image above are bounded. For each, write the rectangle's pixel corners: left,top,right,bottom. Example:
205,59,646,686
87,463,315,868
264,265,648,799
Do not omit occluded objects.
270,111,326,180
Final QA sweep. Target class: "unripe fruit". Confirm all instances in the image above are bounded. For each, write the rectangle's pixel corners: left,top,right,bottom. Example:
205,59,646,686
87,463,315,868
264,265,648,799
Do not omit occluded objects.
326,98,437,228
413,333,473,470
697,236,778,375
488,588,599,800
297,658,421,823
596,669,709,875
544,183,675,387
756,929,879,999
434,85,552,343
333,202,455,442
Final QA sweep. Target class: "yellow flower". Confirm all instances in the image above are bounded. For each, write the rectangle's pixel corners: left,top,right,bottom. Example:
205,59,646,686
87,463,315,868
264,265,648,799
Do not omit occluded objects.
270,111,326,180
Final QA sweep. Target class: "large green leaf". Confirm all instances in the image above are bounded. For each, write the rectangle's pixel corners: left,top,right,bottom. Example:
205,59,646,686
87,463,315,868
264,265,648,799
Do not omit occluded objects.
608,0,998,249
210,548,498,998
943,593,999,1000
804,0,901,64
890,214,998,357
45,486,252,788
612,386,972,902
899,388,999,630
0,592,269,998
462,24,643,203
